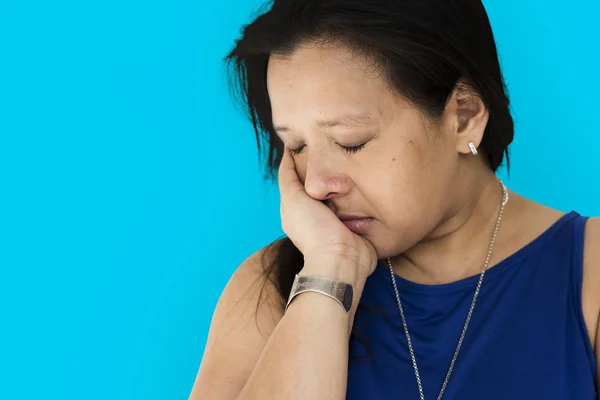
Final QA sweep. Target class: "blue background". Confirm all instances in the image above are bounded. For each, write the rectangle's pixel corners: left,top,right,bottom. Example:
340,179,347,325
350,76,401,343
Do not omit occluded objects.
0,0,598,399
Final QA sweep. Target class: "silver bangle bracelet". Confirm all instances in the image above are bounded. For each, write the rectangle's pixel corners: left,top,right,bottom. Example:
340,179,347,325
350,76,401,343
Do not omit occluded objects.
285,274,354,313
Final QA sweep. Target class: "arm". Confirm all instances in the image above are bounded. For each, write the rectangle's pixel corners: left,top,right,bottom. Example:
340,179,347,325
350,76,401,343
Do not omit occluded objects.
188,246,282,400
188,245,366,400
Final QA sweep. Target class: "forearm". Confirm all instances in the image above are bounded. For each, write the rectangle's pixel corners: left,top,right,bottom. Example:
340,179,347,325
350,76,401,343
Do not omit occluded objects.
237,258,365,400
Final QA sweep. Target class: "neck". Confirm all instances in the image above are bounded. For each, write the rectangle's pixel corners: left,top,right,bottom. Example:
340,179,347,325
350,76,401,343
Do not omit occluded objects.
390,170,508,285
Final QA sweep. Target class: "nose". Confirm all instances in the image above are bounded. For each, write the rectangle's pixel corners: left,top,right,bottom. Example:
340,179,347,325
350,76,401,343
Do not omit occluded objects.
299,150,351,201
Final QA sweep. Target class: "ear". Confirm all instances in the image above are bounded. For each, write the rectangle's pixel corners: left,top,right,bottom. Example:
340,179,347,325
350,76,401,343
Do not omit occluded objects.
443,79,489,155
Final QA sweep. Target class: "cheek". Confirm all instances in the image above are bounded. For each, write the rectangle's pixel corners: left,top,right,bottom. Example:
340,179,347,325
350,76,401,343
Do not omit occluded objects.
366,151,441,216
386,130,456,189
379,147,426,190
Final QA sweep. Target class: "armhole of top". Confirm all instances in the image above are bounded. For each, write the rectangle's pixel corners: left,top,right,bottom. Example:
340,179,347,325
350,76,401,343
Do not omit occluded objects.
571,214,596,374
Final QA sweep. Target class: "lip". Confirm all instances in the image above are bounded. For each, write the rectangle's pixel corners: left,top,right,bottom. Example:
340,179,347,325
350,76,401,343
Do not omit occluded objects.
337,214,374,235
336,212,371,221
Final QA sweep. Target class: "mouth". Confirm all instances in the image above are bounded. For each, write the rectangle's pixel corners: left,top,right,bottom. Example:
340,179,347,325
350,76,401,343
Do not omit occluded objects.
338,215,374,235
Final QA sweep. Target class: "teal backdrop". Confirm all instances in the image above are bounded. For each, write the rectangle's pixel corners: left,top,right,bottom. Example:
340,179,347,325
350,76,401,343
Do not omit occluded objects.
1,0,598,399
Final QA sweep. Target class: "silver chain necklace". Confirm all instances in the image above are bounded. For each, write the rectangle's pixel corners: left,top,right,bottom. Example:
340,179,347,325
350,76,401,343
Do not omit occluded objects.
386,179,509,400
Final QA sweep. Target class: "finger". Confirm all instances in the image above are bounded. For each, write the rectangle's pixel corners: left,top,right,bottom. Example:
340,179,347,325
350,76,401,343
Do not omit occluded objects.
278,148,304,199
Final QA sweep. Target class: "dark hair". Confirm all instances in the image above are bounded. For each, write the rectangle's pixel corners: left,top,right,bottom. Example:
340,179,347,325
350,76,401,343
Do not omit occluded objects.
224,0,514,326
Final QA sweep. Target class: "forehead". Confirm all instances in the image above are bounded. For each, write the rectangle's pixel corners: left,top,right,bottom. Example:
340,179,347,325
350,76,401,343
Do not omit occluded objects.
266,42,397,126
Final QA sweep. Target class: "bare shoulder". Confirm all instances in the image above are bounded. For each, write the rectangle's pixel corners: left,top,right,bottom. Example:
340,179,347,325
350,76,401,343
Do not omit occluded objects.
582,217,600,352
188,241,286,400
583,217,600,270
583,217,600,275
503,194,599,349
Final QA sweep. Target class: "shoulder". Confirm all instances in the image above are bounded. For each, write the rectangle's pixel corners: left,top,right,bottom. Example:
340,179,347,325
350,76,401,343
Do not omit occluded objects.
583,216,600,256
582,217,600,355
227,240,284,308
189,241,285,400
583,216,600,301
213,239,286,340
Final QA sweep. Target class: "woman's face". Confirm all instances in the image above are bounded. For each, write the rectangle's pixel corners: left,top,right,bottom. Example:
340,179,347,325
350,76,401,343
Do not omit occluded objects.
267,42,480,257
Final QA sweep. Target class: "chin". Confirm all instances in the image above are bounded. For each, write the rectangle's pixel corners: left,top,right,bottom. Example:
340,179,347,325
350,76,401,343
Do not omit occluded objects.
366,228,420,260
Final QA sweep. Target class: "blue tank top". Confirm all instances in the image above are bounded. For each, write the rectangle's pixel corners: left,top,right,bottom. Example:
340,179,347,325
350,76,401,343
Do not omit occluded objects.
347,211,596,399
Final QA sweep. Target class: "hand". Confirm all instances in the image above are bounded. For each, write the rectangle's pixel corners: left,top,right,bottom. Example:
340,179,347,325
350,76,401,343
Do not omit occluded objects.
278,148,378,283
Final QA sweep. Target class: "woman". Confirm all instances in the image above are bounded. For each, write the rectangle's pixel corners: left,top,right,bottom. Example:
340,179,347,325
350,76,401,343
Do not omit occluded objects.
191,0,600,399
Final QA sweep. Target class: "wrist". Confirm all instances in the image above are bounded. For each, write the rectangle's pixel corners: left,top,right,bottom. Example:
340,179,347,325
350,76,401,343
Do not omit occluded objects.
300,254,364,286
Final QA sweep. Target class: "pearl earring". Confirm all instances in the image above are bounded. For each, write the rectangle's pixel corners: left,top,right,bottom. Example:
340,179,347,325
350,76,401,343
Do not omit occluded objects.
468,141,478,156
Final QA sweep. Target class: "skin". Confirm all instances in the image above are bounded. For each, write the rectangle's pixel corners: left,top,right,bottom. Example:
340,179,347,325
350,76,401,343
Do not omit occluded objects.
190,41,600,399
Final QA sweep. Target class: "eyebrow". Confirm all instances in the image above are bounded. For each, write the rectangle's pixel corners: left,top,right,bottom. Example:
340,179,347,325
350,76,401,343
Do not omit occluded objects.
273,112,378,133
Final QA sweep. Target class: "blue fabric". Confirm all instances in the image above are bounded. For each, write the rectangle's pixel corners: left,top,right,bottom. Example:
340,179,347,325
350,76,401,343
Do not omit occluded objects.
347,211,596,399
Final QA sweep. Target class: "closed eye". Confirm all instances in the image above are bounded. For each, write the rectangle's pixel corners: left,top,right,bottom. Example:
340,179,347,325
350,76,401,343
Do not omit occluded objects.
341,143,366,154
290,142,368,155
290,144,306,155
